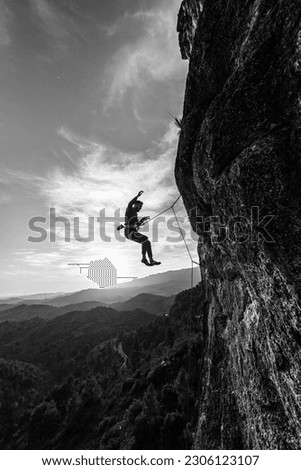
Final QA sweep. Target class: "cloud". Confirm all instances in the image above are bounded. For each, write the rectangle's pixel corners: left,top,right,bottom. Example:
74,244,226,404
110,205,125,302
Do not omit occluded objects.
50,123,180,217
0,1,12,48
1,167,44,187
6,135,197,287
3,122,184,233
29,0,66,39
40,124,196,270
29,0,85,51
0,191,10,204
4,122,194,253
13,249,65,267
57,126,99,153
102,0,186,109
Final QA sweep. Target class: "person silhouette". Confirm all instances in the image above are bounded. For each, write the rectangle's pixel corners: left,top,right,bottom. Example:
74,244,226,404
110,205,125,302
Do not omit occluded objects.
124,191,161,266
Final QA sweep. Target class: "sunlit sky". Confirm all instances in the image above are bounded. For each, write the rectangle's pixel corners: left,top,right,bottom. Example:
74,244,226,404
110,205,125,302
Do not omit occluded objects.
0,0,198,296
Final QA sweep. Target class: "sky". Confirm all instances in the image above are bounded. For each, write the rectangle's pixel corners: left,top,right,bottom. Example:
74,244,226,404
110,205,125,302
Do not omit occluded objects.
0,0,197,296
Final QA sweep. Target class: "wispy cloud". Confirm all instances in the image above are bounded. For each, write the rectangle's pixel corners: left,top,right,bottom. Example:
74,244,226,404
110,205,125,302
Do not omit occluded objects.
0,191,10,204
4,122,190,244
102,0,186,109
29,0,67,39
47,123,180,216
0,1,12,48
13,249,66,267
1,167,43,187
29,0,85,52
3,122,181,218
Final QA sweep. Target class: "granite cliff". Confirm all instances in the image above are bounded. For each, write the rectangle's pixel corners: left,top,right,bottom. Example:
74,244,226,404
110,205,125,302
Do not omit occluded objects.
176,0,301,449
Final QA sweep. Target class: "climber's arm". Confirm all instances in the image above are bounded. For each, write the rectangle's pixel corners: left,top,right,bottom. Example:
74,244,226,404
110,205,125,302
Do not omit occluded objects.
127,190,143,210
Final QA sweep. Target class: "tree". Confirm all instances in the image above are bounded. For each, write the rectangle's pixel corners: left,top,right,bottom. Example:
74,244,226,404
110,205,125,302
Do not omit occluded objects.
165,326,175,347
130,336,141,372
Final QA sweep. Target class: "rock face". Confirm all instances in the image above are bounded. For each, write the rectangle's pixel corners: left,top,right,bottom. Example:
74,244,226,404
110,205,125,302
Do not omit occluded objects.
177,0,203,60
176,0,301,449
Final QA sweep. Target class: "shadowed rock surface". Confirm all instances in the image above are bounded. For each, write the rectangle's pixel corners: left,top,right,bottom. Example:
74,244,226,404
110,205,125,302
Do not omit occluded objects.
176,0,301,449
177,0,203,60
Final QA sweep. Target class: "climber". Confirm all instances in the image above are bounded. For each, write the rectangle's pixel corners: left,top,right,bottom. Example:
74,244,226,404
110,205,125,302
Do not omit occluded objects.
124,191,161,267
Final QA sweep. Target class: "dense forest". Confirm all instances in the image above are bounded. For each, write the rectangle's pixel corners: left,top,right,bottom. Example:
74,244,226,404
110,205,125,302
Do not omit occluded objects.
0,285,205,449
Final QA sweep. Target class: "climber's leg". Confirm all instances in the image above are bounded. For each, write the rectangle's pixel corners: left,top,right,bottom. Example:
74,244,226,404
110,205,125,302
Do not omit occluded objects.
141,238,150,265
146,240,161,266
127,231,151,265
145,240,152,260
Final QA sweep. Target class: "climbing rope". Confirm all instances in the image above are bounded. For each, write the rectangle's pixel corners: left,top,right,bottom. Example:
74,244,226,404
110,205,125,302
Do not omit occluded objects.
144,194,200,267
171,204,200,267
170,197,197,439
143,195,198,436
145,195,181,223
187,262,193,423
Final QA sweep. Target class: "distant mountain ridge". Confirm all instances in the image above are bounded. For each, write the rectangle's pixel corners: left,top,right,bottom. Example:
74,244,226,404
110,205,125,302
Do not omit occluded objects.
0,294,175,322
112,294,176,316
0,292,70,304
39,268,200,307
0,301,105,323
0,267,201,309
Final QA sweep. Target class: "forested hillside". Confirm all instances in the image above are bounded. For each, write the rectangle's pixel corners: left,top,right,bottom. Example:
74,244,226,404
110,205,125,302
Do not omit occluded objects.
0,286,205,449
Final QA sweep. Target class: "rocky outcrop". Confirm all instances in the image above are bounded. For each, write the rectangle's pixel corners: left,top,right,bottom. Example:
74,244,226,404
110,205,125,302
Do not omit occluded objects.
177,0,203,60
176,0,301,449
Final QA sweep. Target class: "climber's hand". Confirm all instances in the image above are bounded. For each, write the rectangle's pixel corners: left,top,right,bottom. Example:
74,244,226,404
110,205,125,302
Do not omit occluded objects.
139,216,150,225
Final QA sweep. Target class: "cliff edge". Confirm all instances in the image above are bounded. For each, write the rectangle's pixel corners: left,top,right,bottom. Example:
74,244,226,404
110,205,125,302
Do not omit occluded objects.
176,0,301,449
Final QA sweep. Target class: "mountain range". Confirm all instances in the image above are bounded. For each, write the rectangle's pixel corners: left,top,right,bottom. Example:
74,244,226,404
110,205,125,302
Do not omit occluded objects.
0,294,176,323
0,266,203,449
0,267,200,307
0,282,204,450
